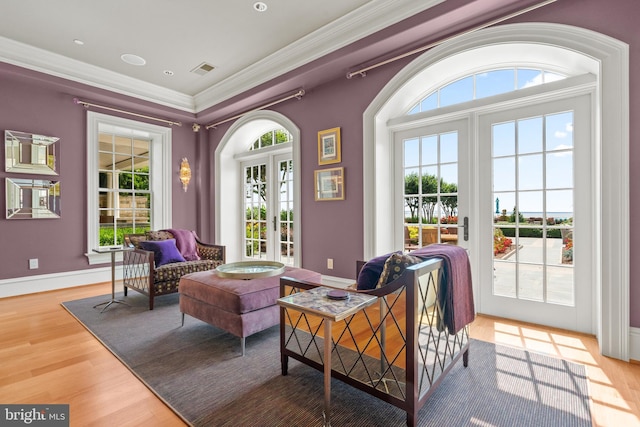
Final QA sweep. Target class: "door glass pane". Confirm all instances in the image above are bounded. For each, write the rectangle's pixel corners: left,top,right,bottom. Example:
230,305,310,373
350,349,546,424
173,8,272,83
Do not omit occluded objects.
493,258,516,297
278,159,294,265
493,157,515,192
547,265,574,305
403,130,459,251
492,121,515,157
440,132,458,163
518,154,543,190
244,164,267,259
518,116,543,154
518,263,544,301
404,138,419,167
421,135,437,165
493,111,575,306
546,152,573,189
546,112,574,150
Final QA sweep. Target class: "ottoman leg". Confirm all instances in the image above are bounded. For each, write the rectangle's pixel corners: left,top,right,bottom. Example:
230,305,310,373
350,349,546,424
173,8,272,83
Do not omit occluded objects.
181,312,185,326
241,337,246,357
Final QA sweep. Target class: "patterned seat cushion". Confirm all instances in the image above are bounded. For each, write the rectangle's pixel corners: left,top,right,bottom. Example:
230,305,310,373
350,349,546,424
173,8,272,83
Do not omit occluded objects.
154,259,218,282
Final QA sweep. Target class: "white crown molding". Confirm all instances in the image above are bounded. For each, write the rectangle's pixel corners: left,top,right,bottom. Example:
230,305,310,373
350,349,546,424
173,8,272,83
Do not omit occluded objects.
0,0,442,114
193,0,444,112
0,36,195,112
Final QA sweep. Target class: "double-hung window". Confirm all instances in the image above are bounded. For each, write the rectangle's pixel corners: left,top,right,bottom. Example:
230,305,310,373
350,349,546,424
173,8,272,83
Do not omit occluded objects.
86,112,172,264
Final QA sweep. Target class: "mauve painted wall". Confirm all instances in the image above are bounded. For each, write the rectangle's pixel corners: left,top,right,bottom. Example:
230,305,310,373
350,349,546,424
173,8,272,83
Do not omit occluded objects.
0,66,201,280
0,0,638,327
205,0,640,326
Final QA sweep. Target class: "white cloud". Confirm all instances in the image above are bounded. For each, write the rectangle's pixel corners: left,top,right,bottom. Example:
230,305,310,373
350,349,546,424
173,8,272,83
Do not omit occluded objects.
565,122,573,132
555,131,567,138
522,74,544,88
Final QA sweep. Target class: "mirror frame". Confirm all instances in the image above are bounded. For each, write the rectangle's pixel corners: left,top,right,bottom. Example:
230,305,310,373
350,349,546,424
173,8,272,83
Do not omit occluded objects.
5,178,61,219
5,130,59,175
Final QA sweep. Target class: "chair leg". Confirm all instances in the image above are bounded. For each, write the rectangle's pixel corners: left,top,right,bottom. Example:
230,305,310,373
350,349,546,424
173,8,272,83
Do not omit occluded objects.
241,337,246,357
181,313,185,327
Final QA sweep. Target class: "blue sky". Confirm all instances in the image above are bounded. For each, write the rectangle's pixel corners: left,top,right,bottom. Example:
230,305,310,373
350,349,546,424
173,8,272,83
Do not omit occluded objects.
404,69,574,218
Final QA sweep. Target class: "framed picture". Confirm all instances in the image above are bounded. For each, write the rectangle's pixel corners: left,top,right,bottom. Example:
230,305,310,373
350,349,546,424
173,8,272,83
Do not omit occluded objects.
317,127,341,165
314,167,344,201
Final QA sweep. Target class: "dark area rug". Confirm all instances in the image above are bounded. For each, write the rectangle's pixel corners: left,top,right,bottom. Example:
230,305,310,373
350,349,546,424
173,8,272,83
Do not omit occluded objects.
62,292,591,426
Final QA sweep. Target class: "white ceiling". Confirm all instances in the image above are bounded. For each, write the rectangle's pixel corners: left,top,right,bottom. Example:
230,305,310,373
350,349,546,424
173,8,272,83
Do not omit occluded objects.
0,0,443,113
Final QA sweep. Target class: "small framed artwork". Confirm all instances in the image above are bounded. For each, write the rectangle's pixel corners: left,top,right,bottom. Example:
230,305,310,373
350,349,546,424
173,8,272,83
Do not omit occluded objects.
317,127,341,165
314,167,345,201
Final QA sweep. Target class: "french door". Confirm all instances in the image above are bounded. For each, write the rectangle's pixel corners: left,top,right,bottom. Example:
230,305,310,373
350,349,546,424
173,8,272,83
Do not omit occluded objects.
242,153,294,265
394,94,593,333
396,118,470,252
478,94,593,333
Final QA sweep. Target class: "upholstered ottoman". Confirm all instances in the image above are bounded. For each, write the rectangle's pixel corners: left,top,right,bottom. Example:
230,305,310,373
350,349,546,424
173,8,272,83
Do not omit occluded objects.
179,266,321,355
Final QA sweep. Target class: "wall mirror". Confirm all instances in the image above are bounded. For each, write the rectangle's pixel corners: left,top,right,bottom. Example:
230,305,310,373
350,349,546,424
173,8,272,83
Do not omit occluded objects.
6,178,61,219
5,130,59,175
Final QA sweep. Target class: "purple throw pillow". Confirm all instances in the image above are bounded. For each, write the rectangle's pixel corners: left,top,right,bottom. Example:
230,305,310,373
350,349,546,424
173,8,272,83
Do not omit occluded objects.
166,229,200,261
140,239,186,267
356,251,400,290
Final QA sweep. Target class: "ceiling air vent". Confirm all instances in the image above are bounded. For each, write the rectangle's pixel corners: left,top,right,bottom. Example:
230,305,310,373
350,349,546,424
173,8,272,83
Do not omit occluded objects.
190,62,215,76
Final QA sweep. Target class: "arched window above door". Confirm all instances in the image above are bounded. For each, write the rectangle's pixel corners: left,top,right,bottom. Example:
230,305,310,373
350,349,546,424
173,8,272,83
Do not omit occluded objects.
249,128,292,150
408,68,566,115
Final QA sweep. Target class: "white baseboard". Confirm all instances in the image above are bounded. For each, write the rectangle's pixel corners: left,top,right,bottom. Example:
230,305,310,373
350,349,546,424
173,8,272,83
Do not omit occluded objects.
630,327,640,362
0,267,115,298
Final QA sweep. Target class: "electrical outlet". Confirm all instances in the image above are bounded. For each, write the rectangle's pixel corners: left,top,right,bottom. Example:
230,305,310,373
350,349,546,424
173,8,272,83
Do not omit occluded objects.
29,258,39,270
327,258,334,269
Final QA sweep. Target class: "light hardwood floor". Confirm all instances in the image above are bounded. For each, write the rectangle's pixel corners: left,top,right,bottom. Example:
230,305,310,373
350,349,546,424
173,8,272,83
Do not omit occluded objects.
1,282,639,426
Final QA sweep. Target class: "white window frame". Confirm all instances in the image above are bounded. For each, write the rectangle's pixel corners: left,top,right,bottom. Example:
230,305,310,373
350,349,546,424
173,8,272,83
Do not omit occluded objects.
86,112,172,264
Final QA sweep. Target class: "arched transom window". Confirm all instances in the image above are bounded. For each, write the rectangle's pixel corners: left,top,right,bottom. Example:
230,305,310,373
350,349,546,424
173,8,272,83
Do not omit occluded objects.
408,68,566,115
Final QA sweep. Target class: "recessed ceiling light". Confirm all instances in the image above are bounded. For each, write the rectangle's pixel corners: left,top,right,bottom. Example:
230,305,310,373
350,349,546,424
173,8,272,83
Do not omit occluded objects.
253,2,267,12
120,53,146,66
163,70,174,76
73,39,84,46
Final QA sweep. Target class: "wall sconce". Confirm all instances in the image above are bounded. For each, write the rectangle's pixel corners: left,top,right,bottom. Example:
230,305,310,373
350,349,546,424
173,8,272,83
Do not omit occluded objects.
179,157,191,192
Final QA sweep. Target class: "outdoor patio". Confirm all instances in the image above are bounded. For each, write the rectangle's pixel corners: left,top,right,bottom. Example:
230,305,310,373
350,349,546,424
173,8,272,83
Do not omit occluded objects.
494,237,574,306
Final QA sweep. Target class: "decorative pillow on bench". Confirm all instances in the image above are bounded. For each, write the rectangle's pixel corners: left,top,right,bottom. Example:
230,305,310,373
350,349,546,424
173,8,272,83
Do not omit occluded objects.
140,238,186,267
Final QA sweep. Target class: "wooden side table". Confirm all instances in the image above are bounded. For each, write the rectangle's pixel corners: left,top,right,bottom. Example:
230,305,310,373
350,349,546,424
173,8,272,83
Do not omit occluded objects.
278,287,377,426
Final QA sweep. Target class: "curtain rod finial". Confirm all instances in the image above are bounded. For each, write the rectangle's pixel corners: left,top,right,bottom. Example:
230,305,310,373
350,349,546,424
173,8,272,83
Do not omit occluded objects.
73,97,88,108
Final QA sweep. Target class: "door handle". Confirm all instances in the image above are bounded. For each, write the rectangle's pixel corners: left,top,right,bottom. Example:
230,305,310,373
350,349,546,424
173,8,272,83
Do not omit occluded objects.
273,216,277,232
459,216,469,241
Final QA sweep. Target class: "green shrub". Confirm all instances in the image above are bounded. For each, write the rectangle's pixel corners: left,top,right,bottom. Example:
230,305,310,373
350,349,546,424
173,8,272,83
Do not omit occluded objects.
99,226,149,246
497,227,562,239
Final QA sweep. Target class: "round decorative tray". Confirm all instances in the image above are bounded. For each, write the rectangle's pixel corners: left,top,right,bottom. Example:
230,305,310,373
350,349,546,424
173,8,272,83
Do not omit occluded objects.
216,261,286,280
